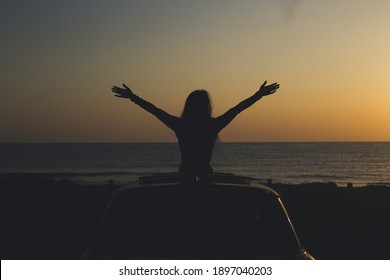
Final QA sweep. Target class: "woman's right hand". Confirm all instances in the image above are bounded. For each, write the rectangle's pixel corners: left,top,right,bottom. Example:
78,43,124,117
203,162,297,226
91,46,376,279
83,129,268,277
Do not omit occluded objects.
258,81,280,97
111,83,134,99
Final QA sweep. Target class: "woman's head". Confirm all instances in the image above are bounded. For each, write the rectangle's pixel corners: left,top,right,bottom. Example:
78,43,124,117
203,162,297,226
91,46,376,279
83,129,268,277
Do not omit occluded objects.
181,90,212,121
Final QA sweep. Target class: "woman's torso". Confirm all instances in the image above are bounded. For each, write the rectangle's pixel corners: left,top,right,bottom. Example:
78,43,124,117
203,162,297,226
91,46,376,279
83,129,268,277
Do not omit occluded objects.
175,119,219,173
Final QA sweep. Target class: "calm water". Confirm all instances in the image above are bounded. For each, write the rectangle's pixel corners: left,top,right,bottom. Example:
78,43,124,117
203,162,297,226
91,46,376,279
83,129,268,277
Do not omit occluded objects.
0,142,389,186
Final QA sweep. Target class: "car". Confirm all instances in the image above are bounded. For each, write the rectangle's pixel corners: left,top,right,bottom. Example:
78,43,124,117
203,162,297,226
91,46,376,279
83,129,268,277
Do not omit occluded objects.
81,173,314,259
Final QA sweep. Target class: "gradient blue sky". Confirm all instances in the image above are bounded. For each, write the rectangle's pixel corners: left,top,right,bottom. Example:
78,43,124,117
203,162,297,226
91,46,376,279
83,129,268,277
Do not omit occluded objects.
1,0,389,142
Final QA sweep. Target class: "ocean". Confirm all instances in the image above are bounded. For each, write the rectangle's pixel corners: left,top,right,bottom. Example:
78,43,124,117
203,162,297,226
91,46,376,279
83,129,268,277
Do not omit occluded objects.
0,142,389,187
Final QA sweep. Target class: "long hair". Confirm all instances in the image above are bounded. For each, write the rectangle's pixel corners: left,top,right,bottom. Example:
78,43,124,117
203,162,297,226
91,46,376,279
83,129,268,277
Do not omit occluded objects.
180,89,219,142
181,90,212,121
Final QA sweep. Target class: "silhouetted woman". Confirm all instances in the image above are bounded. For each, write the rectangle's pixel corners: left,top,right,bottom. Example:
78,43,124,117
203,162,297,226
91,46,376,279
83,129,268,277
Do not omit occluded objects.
111,81,279,174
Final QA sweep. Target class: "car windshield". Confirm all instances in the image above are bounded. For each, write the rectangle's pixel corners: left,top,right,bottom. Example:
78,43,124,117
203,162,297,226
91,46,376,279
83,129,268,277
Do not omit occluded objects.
90,186,301,259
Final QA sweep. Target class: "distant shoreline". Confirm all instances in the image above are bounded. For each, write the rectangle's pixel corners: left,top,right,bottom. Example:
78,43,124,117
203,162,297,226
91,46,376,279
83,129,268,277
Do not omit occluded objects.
1,172,389,188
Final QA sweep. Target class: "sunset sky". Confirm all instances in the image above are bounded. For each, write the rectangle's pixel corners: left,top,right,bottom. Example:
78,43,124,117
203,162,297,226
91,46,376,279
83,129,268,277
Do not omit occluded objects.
1,0,389,142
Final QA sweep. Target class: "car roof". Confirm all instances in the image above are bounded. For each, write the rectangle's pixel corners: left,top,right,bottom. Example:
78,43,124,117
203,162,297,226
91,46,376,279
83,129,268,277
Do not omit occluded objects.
86,173,306,259
111,172,280,197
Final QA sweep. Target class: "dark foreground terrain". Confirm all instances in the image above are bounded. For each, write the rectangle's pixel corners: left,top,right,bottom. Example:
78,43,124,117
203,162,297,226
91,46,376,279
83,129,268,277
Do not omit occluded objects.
1,173,389,259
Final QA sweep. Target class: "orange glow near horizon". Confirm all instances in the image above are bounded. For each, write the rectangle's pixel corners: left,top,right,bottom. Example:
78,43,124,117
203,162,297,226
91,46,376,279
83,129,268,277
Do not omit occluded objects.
1,1,389,142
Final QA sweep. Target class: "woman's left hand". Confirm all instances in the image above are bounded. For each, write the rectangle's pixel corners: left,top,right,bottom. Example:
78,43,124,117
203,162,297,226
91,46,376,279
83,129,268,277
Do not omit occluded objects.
111,83,134,99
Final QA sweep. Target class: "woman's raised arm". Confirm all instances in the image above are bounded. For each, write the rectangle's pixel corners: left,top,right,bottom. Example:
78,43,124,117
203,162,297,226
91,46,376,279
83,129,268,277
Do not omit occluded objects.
215,81,279,131
111,83,179,131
